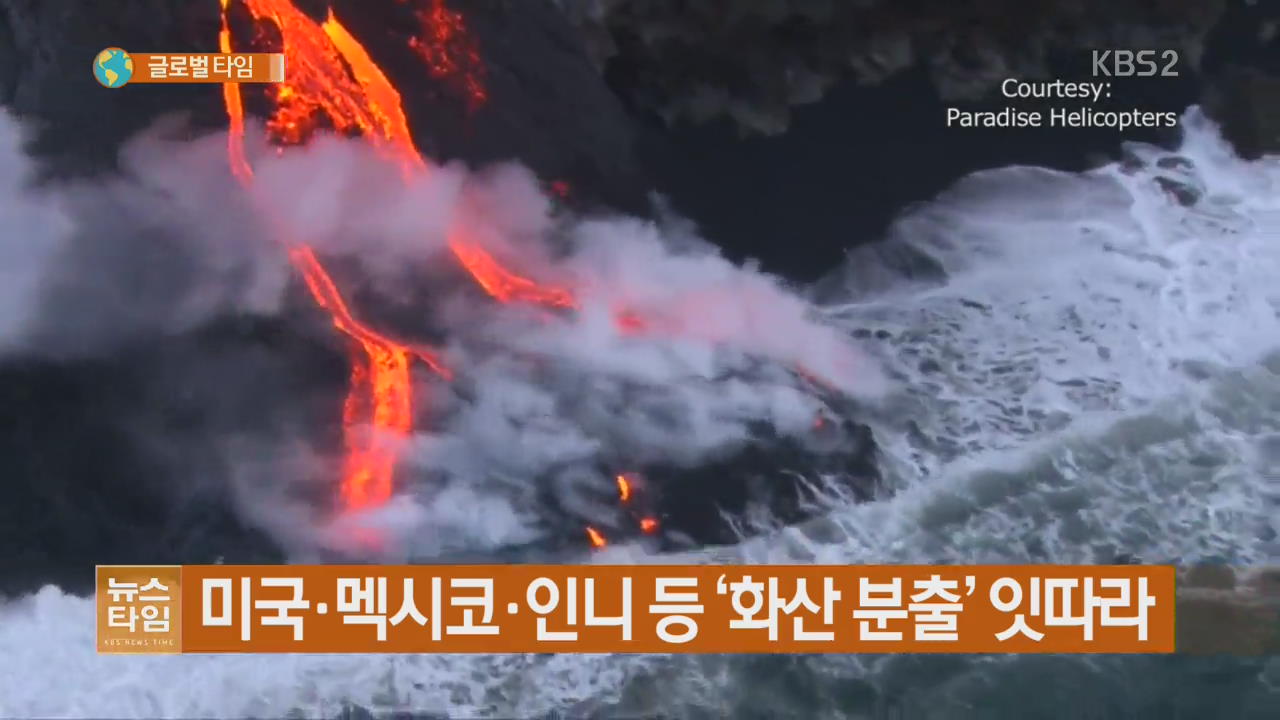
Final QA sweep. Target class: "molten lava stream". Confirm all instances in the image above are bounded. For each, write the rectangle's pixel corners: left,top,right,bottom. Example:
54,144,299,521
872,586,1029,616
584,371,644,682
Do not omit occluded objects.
320,6,579,315
226,0,576,311
219,0,651,535
447,232,577,309
220,0,451,512
290,246,451,510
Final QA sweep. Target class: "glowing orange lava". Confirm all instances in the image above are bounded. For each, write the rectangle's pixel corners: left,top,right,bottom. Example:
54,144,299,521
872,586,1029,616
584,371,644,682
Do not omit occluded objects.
219,1,252,182
639,517,659,534
219,0,658,539
448,233,578,309
616,474,632,503
220,0,448,510
229,0,571,314
321,10,421,174
398,0,488,111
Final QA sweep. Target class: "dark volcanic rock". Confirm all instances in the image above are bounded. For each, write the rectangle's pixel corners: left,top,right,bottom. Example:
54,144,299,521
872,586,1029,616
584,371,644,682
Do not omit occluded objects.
0,0,224,179
330,0,652,214
1203,66,1280,160
645,415,882,550
1201,0,1280,159
530,405,883,554
0,314,346,598
1155,175,1203,207
573,0,1228,135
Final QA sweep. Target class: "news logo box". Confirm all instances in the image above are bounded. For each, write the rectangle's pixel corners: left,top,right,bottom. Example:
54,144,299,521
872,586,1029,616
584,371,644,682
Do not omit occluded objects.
95,565,182,654
130,53,286,84
96,565,1177,654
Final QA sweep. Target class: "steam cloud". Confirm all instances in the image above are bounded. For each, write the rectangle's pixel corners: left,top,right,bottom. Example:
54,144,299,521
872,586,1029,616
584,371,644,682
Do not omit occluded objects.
0,112,72,353
0,110,887,560
0,112,290,358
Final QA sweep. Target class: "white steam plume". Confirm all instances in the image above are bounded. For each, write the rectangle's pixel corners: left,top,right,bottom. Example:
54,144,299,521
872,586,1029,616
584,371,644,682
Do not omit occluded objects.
0,111,73,353
1,111,886,560
0,110,291,358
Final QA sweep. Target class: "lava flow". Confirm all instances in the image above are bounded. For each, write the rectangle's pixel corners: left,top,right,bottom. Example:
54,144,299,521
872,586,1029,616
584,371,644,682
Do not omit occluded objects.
219,0,594,514
448,231,577,309
220,0,450,511
218,0,853,551
585,526,608,549
397,0,488,111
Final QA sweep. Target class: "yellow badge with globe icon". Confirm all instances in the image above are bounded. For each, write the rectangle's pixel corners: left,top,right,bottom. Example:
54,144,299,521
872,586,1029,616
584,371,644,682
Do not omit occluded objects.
93,47,134,88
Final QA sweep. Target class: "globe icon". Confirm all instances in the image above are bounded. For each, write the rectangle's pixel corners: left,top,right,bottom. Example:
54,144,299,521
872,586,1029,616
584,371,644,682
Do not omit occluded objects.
93,48,133,88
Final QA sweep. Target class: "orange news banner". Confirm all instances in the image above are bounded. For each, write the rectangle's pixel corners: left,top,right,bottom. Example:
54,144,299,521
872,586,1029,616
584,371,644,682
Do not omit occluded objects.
96,564,1175,654
127,53,285,84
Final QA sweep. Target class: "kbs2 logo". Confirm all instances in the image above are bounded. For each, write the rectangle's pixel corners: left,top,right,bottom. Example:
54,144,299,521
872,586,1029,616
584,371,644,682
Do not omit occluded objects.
1092,50,1180,77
